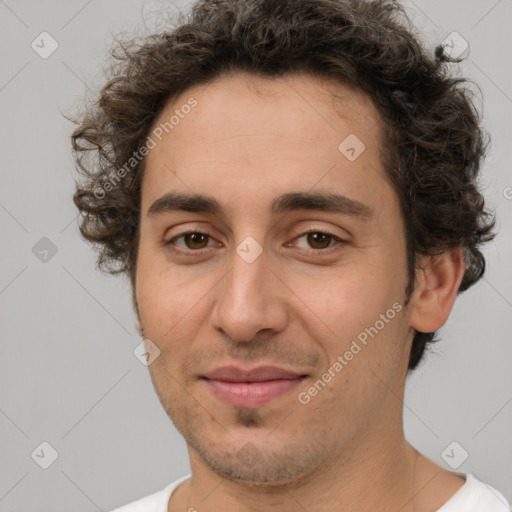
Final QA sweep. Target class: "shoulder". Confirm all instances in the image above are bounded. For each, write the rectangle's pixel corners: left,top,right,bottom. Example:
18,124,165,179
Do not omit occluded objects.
437,473,511,512
108,474,191,512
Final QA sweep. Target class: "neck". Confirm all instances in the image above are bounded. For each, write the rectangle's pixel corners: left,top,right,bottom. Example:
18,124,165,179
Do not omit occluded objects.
171,408,431,512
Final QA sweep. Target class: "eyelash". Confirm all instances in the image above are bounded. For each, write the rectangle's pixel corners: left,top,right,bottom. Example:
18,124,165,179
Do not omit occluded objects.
165,229,345,257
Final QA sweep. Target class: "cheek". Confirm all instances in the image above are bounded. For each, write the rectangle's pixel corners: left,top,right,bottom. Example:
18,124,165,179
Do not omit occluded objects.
293,272,408,419
137,277,197,337
294,262,399,330
136,249,220,349
290,258,408,373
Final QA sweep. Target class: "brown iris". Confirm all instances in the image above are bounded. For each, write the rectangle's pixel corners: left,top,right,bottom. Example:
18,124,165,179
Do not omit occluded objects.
183,232,209,249
305,232,332,249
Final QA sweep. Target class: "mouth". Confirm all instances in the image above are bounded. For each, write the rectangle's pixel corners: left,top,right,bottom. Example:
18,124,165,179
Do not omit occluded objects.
201,365,308,409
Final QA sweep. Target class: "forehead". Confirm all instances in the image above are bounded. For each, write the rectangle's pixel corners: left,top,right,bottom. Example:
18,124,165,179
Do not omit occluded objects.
149,71,383,151
141,71,392,216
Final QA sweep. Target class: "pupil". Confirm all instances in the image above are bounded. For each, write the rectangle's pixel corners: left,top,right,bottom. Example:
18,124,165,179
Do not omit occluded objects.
188,233,206,248
309,232,329,248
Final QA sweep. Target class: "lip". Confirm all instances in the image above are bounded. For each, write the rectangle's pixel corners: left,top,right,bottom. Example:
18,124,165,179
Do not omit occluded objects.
201,365,307,408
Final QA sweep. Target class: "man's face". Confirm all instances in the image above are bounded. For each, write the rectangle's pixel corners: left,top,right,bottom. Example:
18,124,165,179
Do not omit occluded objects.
135,72,415,485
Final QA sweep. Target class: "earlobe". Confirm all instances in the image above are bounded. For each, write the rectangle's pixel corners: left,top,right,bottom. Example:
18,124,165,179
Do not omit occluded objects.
409,248,466,334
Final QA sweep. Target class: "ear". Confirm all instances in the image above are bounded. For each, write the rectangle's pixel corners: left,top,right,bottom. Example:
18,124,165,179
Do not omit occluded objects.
409,247,466,333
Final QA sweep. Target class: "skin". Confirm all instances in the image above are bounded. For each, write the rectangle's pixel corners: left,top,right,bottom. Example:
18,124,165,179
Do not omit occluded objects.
134,71,466,512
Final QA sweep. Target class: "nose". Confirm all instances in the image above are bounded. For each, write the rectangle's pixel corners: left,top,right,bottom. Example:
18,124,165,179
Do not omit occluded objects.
210,240,288,343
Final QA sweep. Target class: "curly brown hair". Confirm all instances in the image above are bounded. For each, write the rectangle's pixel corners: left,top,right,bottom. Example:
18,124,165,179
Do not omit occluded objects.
71,0,495,371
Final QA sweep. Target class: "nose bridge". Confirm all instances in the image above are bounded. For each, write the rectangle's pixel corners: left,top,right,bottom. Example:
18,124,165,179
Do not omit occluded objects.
211,235,286,341
223,238,268,318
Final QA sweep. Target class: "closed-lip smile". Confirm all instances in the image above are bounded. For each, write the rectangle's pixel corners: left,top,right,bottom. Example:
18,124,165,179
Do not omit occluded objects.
201,365,308,408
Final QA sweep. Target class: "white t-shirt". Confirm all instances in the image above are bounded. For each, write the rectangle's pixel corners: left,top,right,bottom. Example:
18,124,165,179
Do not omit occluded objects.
109,472,511,512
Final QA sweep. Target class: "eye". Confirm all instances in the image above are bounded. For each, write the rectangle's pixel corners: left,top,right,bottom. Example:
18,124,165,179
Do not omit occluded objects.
166,231,217,253
164,229,345,257
291,229,344,255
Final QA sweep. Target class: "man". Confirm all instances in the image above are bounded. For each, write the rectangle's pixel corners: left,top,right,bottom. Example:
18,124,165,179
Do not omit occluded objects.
71,0,510,510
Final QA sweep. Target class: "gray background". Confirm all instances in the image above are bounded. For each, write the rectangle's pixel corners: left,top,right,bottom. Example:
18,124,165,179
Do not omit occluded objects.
0,0,511,510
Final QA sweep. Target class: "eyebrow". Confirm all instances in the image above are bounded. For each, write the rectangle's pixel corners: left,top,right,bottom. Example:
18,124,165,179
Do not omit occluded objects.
147,191,373,220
